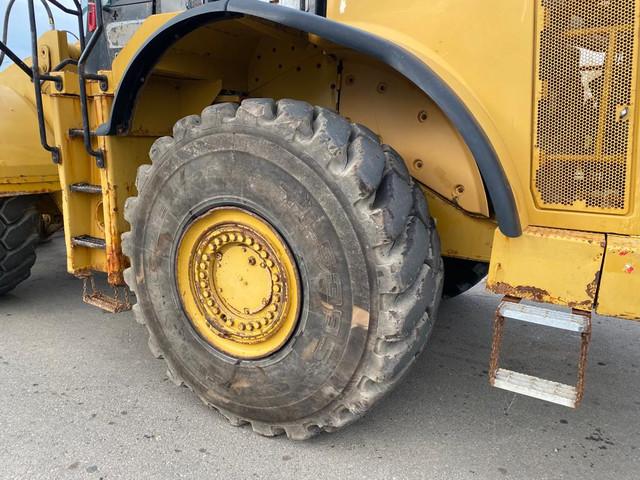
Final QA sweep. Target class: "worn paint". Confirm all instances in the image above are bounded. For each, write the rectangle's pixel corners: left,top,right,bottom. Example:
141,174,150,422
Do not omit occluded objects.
597,235,640,320
487,227,606,311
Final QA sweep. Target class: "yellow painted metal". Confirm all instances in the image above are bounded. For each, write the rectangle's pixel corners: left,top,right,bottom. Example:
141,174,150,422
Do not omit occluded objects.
596,235,640,320
176,207,300,359
422,186,494,262
0,32,70,196
532,1,639,215
326,0,640,235
487,227,605,310
340,60,489,216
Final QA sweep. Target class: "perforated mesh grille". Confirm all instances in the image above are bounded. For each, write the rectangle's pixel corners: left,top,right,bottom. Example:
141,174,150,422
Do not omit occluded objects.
534,0,638,213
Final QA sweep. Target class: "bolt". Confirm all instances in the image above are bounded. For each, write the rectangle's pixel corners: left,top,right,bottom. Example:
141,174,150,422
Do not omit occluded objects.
620,107,630,121
418,110,428,122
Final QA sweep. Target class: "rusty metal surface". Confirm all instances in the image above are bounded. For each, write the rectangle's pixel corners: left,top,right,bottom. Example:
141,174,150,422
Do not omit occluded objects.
487,227,606,310
489,297,592,408
78,272,132,314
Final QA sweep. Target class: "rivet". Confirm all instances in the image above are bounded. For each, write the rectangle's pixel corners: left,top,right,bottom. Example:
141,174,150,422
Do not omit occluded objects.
245,238,253,246
246,323,254,332
454,184,465,195
237,234,244,242
221,234,228,242
239,323,246,331
266,259,274,268
207,299,214,307
259,251,268,259
226,318,234,327
249,257,257,266
200,282,206,288
260,262,267,268
377,82,388,94
418,110,428,123
203,291,210,298
201,254,209,261
229,233,236,241
345,74,355,86
413,159,424,170
266,312,274,320
252,321,261,330
199,262,207,270
272,274,280,282
273,285,281,293
199,272,205,279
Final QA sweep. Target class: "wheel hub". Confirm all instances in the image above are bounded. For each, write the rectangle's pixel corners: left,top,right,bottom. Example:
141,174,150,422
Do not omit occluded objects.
176,207,300,359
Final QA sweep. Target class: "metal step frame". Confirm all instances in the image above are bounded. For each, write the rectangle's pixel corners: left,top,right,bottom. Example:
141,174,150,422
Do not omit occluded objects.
489,297,592,408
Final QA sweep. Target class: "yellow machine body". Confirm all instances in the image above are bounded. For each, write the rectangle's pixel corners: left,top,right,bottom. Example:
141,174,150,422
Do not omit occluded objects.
0,1,639,319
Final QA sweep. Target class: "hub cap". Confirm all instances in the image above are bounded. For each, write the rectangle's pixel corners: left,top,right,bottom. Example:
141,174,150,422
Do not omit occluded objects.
176,207,300,359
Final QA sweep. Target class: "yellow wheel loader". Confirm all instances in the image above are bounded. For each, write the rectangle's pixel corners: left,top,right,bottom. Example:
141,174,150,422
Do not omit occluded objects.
0,0,638,439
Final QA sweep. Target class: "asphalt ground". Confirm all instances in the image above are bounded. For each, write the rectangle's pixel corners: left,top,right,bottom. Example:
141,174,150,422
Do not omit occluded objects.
1,235,638,479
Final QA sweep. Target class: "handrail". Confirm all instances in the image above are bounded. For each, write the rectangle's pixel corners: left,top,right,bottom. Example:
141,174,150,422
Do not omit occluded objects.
27,0,61,164
1,0,94,166
77,0,106,168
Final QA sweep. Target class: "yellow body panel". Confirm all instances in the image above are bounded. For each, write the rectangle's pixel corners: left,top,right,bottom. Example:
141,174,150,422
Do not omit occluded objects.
422,187,494,262
487,227,605,310
328,0,640,236
597,235,640,320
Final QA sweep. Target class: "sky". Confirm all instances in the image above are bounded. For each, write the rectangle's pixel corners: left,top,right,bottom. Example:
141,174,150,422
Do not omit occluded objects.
0,0,80,70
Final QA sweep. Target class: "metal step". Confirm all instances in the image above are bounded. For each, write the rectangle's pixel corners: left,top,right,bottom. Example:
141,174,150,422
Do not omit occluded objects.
498,302,589,333
489,298,592,409
68,128,96,138
493,369,578,408
69,183,102,195
71,235,106,249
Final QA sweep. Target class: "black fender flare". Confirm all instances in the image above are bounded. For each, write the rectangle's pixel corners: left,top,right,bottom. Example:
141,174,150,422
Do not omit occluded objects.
98,0,521,238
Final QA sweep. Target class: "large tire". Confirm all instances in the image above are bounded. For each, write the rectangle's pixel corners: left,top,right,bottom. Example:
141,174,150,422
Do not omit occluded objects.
123,99,444,439
0,196,39,295
442,258,489,299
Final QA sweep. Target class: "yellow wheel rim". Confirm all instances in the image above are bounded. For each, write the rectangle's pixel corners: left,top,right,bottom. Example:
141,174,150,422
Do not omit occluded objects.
176,207,300,359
